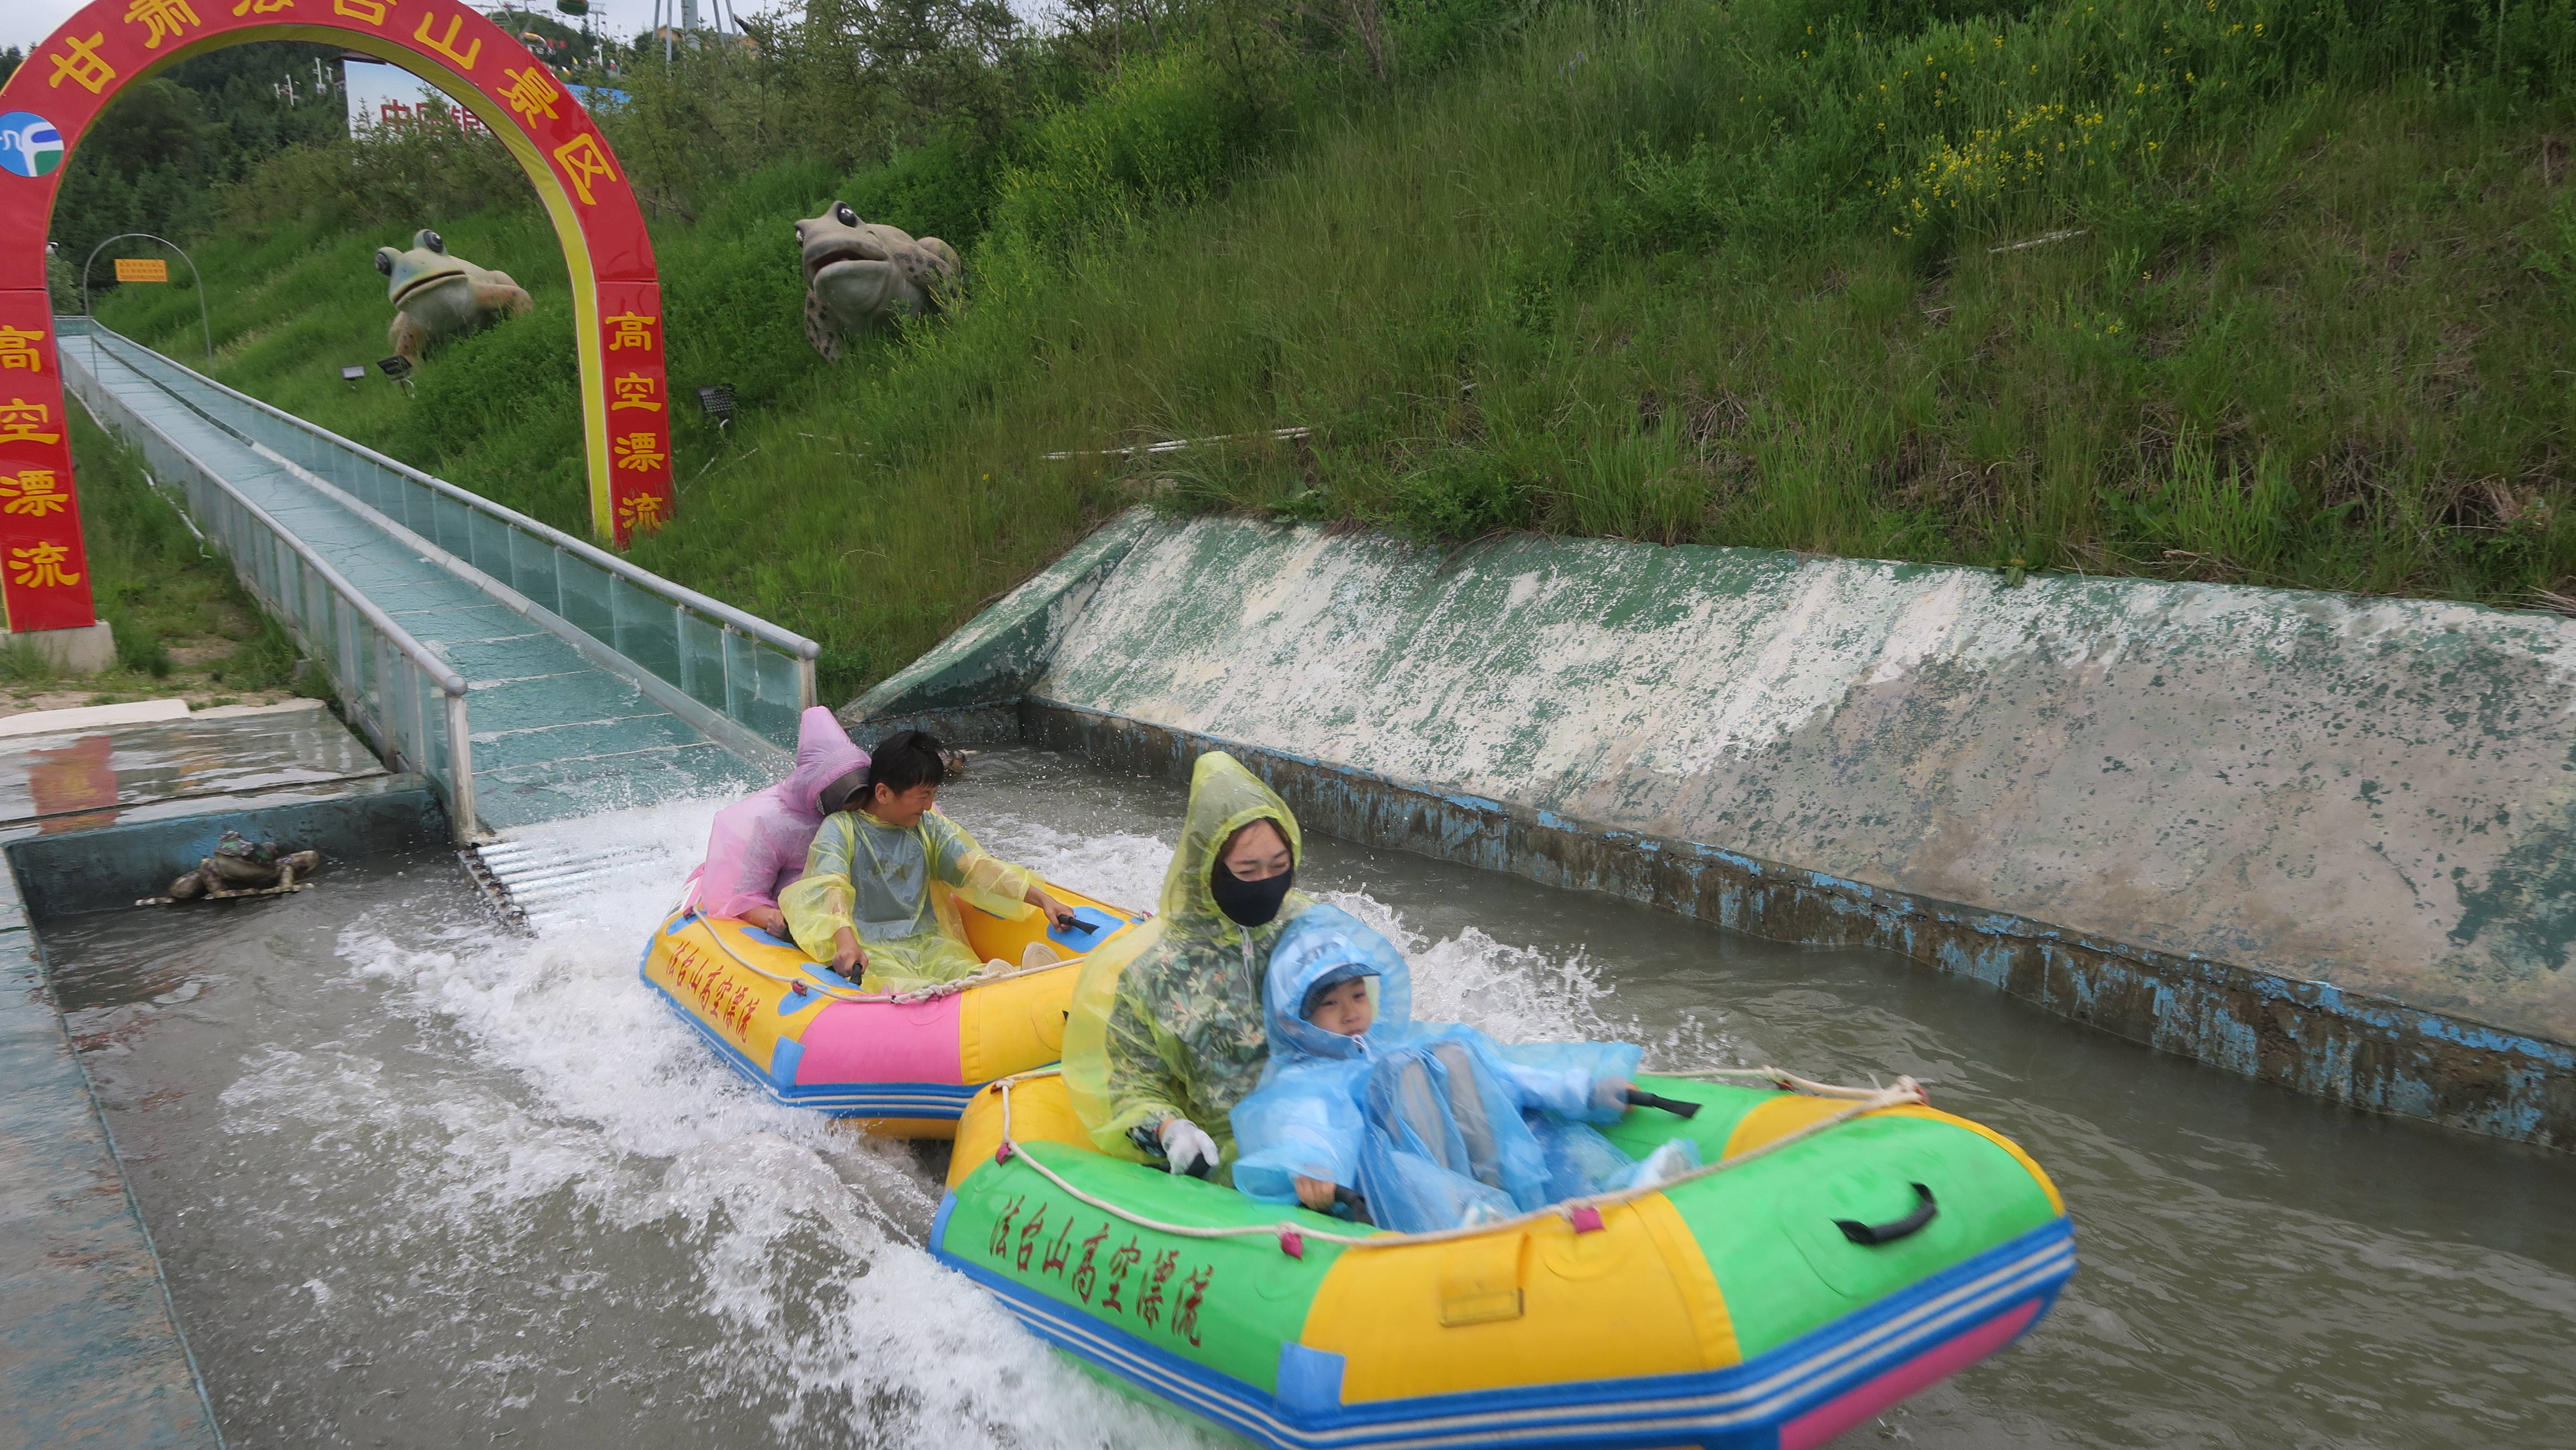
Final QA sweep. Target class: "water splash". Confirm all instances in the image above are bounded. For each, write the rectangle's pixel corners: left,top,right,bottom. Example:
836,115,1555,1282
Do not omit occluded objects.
204,783,1727,1446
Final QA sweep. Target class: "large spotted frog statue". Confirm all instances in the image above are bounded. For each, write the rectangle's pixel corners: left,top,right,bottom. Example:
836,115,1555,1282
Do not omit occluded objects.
794,201,961,360
373,228,532,363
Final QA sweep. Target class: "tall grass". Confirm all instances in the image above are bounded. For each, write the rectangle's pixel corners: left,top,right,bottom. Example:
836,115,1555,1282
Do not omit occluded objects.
59,407,303,693
97,0,2576,704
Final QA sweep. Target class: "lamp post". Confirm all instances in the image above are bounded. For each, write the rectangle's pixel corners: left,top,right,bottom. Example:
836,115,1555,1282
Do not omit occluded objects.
80,232,214,360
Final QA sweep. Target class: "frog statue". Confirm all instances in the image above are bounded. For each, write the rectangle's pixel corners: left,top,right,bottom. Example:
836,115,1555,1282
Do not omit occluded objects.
795,201,961,360
373,228,533,364
151,830,323,905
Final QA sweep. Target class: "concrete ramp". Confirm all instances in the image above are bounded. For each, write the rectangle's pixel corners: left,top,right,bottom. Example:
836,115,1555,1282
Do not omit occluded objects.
853,511,2576,1149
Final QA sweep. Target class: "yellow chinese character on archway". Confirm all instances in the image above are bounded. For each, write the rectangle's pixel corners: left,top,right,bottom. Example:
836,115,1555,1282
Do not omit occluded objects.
0,328,43,374
551,133,617,205
0,399,61,446
124,0,203,49
610,373,661,412
332,0,394,23
412,11,482,70
617,492,666,533
604,312,657,352
1,470,69,517
231,0,295,13
47,33,118,93
499,64,561,125
10,542,81,589
612,432,666,472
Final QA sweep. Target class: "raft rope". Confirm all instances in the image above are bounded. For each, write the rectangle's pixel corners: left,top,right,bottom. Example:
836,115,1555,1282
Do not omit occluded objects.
982,1065,1929,1257
682,909,1071,1006
1660,1065,1902,1100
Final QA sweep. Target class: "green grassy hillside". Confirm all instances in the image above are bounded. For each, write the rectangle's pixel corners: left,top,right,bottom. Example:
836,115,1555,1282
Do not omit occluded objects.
91,0,2576,702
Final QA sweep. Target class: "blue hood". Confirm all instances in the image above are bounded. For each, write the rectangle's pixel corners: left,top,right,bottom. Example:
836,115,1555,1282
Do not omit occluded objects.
1263,904,1415,1063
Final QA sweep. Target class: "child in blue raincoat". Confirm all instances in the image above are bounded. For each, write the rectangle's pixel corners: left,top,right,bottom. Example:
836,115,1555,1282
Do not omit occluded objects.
1229,904,1695,1232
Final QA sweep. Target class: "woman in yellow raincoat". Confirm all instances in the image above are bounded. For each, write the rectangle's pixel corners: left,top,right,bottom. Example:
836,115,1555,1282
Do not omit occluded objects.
1063,751,1311,1184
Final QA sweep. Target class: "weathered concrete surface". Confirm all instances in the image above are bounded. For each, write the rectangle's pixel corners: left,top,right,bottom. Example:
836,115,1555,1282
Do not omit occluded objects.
0,838,224,1448
0,703,451,1447
8,775,448,919
850,510,1151,734
0,699,389,836
854,512,2576,1146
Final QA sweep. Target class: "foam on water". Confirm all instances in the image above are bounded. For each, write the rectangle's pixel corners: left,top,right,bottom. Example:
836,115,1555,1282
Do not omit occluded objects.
237,788,1681,1446
55,748,2576,1448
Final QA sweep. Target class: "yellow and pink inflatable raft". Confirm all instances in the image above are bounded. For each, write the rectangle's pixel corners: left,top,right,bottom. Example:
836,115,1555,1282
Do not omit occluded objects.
638,878,1145,1133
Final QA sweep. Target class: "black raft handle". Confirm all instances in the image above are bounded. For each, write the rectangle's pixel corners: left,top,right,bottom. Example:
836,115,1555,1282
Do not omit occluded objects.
1835,1183,1938,1247
1623,1088,1703,1119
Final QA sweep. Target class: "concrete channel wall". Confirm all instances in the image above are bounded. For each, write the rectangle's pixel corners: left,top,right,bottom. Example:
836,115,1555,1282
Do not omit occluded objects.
851,511,2576,1149
0,776,444,1450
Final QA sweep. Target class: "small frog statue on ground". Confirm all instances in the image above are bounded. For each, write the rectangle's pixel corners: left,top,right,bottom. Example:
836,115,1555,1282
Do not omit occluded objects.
154,830,324,904
375,227,533,364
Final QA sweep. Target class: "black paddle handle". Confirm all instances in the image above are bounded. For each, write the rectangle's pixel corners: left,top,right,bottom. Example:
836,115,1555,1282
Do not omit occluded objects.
1836,1183,1938,1246
1624,1088,1703,1119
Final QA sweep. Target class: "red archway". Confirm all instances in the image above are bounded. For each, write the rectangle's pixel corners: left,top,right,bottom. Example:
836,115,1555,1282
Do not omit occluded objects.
0,0,676,639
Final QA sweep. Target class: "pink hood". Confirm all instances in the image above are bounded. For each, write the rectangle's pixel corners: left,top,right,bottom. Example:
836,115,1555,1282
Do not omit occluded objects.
690,708,868,920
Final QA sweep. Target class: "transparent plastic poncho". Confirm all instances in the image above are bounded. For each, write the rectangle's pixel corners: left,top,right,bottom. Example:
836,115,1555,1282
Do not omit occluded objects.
780,806,1038,993
685,707,866,920
1229,903,1671,1232
1061,751,1312,1176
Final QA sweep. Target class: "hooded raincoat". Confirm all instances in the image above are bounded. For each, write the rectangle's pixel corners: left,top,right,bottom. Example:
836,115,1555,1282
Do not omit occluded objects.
1229,904,1668,1232
1063,752,1311,1182
779,807,1042,994
686,708,867,921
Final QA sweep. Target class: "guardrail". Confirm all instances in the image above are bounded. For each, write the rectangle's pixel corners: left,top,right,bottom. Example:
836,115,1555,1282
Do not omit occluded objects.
70,321,819,750
59,327,481,838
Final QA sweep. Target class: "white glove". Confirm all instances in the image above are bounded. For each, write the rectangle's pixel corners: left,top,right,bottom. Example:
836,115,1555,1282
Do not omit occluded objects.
1158,1118,1220,1178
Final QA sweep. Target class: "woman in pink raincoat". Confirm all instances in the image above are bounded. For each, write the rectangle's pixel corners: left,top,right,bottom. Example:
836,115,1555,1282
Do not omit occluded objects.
685,707,868,934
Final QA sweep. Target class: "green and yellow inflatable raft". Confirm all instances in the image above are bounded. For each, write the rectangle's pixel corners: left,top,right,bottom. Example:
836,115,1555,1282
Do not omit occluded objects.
932,1070,2073,1450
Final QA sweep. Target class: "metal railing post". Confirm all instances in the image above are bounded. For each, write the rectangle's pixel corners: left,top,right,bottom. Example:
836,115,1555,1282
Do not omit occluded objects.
444,686,477,842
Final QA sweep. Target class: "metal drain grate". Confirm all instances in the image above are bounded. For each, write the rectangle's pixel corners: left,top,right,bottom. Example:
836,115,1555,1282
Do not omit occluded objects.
460,839,670,934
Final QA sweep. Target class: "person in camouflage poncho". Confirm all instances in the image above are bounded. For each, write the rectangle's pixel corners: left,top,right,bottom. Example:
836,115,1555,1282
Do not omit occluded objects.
1063,752,1312,1185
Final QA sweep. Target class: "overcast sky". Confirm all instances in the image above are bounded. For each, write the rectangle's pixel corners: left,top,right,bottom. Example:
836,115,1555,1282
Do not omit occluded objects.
3,2,684,56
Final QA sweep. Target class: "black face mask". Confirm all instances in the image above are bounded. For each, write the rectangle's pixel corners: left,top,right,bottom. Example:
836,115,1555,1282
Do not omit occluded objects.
1209,861,1294,927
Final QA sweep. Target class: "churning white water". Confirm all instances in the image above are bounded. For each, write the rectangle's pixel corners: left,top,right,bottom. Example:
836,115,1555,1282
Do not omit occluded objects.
46,749,2576,1449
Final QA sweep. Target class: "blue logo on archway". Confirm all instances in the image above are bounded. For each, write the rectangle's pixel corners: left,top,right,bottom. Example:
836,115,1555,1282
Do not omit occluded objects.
0,113,64,178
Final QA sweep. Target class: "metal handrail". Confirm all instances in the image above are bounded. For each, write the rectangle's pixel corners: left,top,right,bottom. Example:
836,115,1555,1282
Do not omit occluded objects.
241,426,795,773
56,332,480,837
63,345,467,697
78,321,822,667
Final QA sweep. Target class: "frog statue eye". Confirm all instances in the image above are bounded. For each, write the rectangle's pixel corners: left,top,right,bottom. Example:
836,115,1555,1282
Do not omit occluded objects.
373,249,394,276
833,202,857,227
421,229,445,253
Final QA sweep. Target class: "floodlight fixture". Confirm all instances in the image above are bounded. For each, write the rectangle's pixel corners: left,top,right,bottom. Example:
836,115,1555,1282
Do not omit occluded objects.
696,384,736,427
377,355,412,380
340,364,368,383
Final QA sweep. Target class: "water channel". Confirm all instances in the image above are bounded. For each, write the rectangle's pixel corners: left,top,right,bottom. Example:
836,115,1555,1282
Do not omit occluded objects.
42,748,2576,1449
